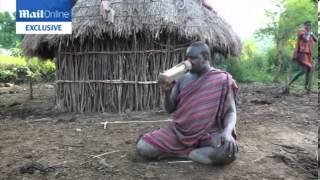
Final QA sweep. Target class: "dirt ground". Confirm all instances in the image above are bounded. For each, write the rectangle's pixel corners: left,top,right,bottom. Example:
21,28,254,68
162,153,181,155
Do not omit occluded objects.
0,83,318,180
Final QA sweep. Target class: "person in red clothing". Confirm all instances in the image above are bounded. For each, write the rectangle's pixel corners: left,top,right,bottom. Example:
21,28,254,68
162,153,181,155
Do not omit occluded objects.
288,21,316,94
136,42,239,165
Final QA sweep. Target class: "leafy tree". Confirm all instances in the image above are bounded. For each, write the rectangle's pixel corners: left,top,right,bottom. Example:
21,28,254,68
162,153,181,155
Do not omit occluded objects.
256,0,317,82
0,12,23,49
241,40,258,61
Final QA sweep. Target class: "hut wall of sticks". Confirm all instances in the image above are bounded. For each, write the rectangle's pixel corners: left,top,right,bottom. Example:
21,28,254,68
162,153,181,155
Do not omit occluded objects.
22,0,242,113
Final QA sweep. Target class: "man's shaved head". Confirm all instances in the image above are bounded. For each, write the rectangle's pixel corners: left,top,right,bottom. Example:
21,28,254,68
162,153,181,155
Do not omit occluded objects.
185,42,212,74
186,42,211,61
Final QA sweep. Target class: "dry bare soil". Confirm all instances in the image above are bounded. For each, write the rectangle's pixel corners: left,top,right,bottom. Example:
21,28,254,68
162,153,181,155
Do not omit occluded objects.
0,83,318,180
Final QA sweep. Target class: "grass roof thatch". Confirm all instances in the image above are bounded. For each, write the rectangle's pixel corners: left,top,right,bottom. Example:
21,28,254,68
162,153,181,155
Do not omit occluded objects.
22,0,242,59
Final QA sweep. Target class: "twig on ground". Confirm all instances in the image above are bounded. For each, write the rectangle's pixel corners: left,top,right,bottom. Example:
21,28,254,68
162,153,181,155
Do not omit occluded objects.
101,119,172,129
26,118,52,123
91,150,120,158
58,143,84,147
95,156,113,168
80,150,120,166
167,160,193,164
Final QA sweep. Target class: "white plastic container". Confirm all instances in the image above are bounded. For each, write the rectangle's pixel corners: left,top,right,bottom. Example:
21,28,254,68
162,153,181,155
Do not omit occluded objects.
158,61,192,83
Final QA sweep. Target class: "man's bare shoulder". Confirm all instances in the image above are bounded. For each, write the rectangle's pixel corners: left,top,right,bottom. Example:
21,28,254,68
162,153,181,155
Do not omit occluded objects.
177,73,199,90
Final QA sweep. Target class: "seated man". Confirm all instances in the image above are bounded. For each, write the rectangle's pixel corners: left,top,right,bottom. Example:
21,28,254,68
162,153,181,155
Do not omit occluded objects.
136,42,239,165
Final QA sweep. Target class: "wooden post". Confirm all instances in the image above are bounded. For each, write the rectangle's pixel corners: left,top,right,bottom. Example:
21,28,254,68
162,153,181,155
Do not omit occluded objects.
133,31,139,111
273,40,283,83
118,54,123,113
29,76,33,100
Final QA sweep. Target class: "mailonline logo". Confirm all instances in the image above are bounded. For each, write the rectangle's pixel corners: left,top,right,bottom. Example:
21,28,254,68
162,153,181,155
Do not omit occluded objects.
18,10,70,19
16,0,72,34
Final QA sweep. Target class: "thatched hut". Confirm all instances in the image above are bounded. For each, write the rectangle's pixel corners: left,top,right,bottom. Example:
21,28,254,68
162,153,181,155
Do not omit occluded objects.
22,0,242,113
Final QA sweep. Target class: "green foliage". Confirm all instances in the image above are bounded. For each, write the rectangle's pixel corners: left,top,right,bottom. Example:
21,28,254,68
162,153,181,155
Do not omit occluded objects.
264,44,297,72
254,0,317,82
26,58,56,82
39,61,56,81
0,12,23,49
0,68,17,83
216,40,274,83
0,55,56,83
256,0,317,42
217,58,272,83
0,55,26,65
0,63,30,83
216,38,318,90
10,42,24,57
15,66,29,82
281,0,317,36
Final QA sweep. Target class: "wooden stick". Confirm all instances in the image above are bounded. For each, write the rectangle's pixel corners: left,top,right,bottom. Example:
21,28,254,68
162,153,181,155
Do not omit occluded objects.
26,118,53,123
118,53,123,113
56,80,158,84
167,161,193,164
91,150,120,158
59,144,85,148
101,119,172,129
80,150,120,166
29,76,33,100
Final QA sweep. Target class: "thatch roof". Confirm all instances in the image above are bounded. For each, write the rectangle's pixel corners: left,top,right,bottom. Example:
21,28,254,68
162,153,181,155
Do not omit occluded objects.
22,0,242,59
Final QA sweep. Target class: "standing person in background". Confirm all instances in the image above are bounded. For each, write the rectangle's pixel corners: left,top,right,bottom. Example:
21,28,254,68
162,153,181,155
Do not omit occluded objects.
287,21,316,95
